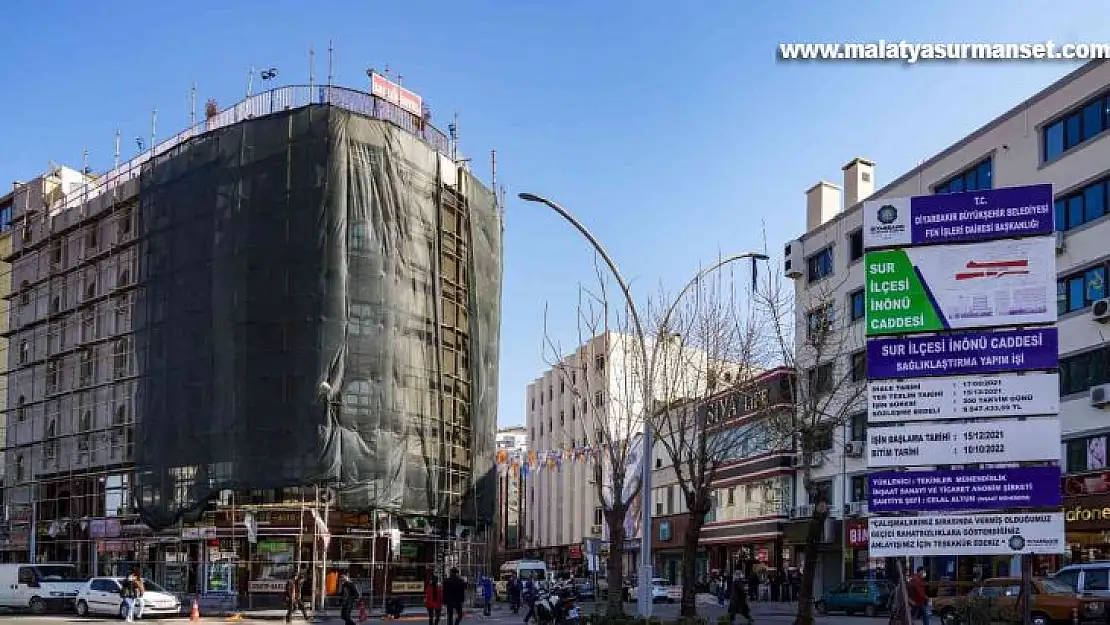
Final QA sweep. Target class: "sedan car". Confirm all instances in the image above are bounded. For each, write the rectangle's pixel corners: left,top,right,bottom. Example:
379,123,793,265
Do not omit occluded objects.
629,578,681,603
76,577,181,619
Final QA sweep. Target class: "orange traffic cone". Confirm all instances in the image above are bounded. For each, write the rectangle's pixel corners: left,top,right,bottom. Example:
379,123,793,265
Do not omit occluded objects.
190,599,200,621
358,600,367,623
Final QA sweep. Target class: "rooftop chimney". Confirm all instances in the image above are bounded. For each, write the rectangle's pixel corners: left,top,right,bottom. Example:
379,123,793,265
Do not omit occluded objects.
805,181,842,232
842,157,876,208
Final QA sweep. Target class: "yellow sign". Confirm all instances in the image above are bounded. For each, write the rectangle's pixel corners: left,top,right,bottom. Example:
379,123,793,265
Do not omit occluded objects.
392,582,424,593
1066,505,1110,522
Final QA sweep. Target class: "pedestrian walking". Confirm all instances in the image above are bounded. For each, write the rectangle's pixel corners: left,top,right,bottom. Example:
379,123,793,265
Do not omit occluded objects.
285,571,311,622
443,568,467,625
729,571,753,625
339,572,360,625
480,574,493,617
426,575,444,625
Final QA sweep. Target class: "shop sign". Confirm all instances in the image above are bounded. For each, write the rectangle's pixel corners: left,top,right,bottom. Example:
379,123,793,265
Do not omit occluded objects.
7,505,31,523
182,527,217,540
868,512,1065,557
1064,471,1110,496
862,184,1053,250
249,580,287,594
866,417,1061,468
847,518,869,548
392,581,424,593
866,327,1058,380
864,237,1056,337
868,466,1063,512
569,544,582,559
867,373,1059,423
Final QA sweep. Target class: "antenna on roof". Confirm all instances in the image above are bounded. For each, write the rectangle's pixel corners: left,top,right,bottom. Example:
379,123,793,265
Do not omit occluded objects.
309,46,316,89
190,83,197,127
246,66,255,98
449,113,459,160
114,131,121,168
327,40,334,87
82,149,91,175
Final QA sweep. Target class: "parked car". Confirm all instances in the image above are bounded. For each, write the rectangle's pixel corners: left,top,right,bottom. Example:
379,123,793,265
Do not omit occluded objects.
573,579,596,600
75,577,182,619
628,578,681,604
0,563,86,613
932,577,1105,625
1053,563,1110,598
816,580,894,617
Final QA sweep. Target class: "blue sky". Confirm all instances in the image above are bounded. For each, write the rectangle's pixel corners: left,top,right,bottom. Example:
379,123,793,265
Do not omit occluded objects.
0,1,1105,428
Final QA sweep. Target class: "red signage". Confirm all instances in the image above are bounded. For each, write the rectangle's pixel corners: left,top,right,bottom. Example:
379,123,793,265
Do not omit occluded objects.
569,545,582,559
847,518,869,548
1065,471,1110,496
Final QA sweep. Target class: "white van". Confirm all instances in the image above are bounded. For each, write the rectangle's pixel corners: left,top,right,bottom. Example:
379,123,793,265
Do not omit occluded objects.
0,563,87,613
495,560,548,600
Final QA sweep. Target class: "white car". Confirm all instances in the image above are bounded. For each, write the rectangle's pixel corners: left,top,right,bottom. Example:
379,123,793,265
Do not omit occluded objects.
75,577,181,619
630,578,681,603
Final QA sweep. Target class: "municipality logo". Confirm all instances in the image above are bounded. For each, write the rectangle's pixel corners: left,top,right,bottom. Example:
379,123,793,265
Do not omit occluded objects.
877,205,898,225
1008,535,1026,551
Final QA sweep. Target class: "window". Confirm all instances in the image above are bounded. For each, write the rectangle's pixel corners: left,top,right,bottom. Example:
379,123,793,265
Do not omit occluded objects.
18,281,29,306
850,475,868,502
350,219,369,252
85,278,96,300
45,420,56,458
1044,92,1110,162
343,380,372,421
113,339,130,377
850,351,866,382
117,268,130,288
50,239,62,266
809,479,833,505
85,226,98,250
727,487,735,506
0,202,12,233
807,363,834,396
594,391,604,408
79,349,94,386
1060,346,1110,396
594,354,605,372
848,230,863,263
934,158,993,195
1058,265,1107,314
1066,434,1108,473
1087,569,1110,592
16,396,25,422
848,289,865,322
806,304,834,341
46,360,59,392
18,340,29,365
118,209,132,236
594,507,603,526
1056,179,1109,232
849,412,867,441
14,455,23,483
806,246,834,283
349,303,373,335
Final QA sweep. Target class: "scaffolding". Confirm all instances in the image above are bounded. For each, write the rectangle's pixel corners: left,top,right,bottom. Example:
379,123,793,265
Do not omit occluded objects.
0,88,501,611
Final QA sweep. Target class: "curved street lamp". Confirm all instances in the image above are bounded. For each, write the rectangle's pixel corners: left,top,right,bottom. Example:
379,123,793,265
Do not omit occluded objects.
518,191,768,617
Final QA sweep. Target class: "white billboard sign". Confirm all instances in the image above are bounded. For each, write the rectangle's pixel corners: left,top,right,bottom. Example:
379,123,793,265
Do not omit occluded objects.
868,512,1065,557
370,72,423,117
867,417,1060,468
864,236,1056,336
868,373,1059,423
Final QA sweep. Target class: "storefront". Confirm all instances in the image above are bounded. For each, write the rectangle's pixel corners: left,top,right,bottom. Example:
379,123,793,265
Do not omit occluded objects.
845,518,874,579
1060,472,1110,567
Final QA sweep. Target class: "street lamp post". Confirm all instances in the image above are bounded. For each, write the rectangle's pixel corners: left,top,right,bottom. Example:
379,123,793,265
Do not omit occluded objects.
518,192,768,617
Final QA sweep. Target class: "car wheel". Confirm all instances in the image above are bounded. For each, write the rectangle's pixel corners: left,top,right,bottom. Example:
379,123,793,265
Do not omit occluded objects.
865,605,878,618
29,597,47,614
76,600,89,617
816,601,828,615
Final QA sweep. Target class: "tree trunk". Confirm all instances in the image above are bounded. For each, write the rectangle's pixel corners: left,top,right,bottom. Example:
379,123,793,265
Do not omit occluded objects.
605,504,627,615
679,509,706,617
792,509,826,625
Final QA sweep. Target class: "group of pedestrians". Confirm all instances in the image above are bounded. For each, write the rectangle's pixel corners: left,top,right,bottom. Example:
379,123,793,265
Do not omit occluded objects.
423,568,468,625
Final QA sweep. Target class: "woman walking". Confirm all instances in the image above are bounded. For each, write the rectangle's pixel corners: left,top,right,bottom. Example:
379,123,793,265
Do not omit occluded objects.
425,575,444,625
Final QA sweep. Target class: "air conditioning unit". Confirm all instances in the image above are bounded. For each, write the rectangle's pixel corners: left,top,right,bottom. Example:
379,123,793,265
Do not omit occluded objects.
844,441,865,457
791,505,814,519
1094,298,1110,323
844,501,867,516
1091,384,1110,409
590,524,603,536
1055,231,1066,255
784,240,803,279
791,454,823,468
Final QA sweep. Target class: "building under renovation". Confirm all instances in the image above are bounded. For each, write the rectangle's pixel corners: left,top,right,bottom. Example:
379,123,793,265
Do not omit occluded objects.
1,81,501,610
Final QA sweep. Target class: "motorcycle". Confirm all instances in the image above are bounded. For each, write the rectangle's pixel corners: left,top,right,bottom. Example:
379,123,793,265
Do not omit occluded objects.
533,590,581,625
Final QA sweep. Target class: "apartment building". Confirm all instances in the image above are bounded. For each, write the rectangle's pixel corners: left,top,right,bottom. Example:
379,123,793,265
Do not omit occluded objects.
524,332,714,573
784,59,1110,593
648,367,795,585
1,80,501,608
496,426,528,555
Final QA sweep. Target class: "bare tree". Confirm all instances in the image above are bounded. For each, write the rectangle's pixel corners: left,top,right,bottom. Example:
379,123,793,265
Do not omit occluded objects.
541,263,649,616
755,269,867,625
647,266,778,617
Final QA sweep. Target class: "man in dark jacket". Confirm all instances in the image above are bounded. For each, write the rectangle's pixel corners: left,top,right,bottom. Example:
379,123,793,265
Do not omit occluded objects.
729,571,753,625
285,572,311,622
443,568,467,625
339,573,360,625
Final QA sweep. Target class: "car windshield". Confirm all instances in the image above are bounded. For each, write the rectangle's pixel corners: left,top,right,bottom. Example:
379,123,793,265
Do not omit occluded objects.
35,566,84,582
1041,579,1075,595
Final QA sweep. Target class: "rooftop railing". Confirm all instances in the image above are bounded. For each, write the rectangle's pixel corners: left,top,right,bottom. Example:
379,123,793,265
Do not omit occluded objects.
58,85,457,213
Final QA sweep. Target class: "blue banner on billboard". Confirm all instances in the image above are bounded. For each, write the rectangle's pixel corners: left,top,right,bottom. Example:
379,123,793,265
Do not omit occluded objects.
868,466,1062,513
866,327,1058,380
863,184,1054,250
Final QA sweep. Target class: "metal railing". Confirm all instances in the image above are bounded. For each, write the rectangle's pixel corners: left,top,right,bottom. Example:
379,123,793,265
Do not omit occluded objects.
57,85,456,213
